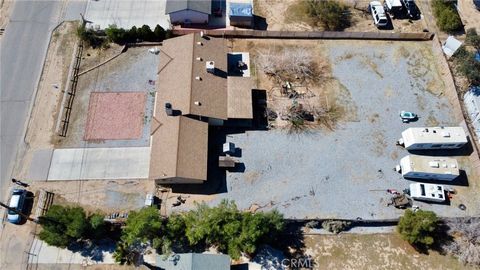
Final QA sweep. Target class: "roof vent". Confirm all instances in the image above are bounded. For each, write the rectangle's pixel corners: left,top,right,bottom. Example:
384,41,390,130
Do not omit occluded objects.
196,57,203,61
206,61,215,73
195,76,202,81
428,161,440,168
197,41,203,46
194,101,201,106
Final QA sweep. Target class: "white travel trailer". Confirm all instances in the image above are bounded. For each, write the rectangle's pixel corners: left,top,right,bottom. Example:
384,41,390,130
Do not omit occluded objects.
399,155,460,181
397,127,467,150
409,183,446,203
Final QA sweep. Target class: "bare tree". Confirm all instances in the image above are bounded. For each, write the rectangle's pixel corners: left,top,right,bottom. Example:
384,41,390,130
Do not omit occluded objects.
256,48,322,84
443,218,480,266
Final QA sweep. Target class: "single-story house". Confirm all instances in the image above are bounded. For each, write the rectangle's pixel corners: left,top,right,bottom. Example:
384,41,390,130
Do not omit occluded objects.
166,0,212,25
150,33,254,184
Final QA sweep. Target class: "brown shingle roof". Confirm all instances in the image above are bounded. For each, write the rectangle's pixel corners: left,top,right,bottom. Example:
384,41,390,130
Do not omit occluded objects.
149,114,208,182
158,33,228,120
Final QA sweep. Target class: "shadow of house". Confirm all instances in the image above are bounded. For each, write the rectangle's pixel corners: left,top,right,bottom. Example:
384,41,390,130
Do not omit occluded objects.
253,15,268,30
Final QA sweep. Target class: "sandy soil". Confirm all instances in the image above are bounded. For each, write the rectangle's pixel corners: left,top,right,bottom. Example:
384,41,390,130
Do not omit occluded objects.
30,179,155,214
254,0,426,33
0,0,12,38
458,0,480,32
304,233,476,270
15,22,78,180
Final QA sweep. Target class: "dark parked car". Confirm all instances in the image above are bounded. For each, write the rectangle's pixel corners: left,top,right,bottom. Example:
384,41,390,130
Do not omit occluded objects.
402,0,421,19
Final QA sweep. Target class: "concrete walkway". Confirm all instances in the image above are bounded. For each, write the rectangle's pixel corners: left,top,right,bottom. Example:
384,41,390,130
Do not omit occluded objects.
47,147,150,180
29,239,115,265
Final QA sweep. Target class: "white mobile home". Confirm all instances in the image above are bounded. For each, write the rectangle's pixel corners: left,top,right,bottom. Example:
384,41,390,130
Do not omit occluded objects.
464,86,480,142
398,127,467,150
409,183,446,203
399,155,459,181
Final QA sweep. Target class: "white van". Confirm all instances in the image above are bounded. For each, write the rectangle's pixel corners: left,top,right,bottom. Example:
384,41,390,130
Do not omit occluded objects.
7,189,27,224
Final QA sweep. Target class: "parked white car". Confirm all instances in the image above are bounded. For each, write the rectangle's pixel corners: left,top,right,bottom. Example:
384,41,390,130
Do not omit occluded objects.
369,1,389,28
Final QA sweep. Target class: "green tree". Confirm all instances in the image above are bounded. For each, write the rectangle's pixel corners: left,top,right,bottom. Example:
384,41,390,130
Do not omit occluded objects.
306,0,351,31
38,205,88,248
88,213,107,240
105,25,128,44
181,200,284,259
127,26,138,42
137,25,154,41
397,209,439,247
121,207,163,248
153,24,166,41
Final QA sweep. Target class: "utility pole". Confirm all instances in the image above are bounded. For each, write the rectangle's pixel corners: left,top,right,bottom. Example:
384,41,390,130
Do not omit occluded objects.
0,202,37,223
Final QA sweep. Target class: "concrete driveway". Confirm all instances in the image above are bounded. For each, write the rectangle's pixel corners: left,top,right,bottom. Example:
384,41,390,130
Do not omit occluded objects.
47,147,151,180
84,0,171,29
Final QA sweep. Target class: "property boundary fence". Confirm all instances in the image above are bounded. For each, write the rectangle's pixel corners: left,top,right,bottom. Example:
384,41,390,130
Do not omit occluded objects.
58,42,83,137
172,29,434,41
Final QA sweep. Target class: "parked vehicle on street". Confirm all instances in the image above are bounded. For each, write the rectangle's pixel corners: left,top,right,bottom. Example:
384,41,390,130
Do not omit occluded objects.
369,1,389,27
401,0,420,19
7,189,27,224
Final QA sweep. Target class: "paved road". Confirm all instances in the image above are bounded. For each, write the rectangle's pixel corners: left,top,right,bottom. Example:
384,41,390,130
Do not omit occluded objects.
0,1,62,202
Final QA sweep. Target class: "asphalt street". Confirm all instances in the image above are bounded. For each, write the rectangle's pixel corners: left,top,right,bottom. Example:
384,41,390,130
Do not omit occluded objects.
0,0,86,204
0,1,86,268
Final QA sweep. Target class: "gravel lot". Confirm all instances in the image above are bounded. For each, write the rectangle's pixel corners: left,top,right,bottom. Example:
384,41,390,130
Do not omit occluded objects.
58,47,158,148
203,40,479,220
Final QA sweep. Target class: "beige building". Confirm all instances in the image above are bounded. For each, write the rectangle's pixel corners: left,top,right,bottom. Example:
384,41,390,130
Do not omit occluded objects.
150,33,254,184
398,127,468,150
399,155,460,181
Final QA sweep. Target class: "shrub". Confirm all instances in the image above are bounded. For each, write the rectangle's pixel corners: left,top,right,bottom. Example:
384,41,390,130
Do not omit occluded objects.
432,0,463,32
76,25,106,48
322,220,351,234
466,28,480,53
306,0,351,31
397,209,439,247
442,218,480,266
103,24,168,44
105,25,128,44
453,45,480,86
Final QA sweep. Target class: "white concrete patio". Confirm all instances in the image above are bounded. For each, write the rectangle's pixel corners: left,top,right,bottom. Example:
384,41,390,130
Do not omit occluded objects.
47,147,150,180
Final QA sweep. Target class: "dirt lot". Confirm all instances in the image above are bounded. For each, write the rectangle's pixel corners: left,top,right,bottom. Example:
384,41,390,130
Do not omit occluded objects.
305,233,476,270
254,0,426,32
